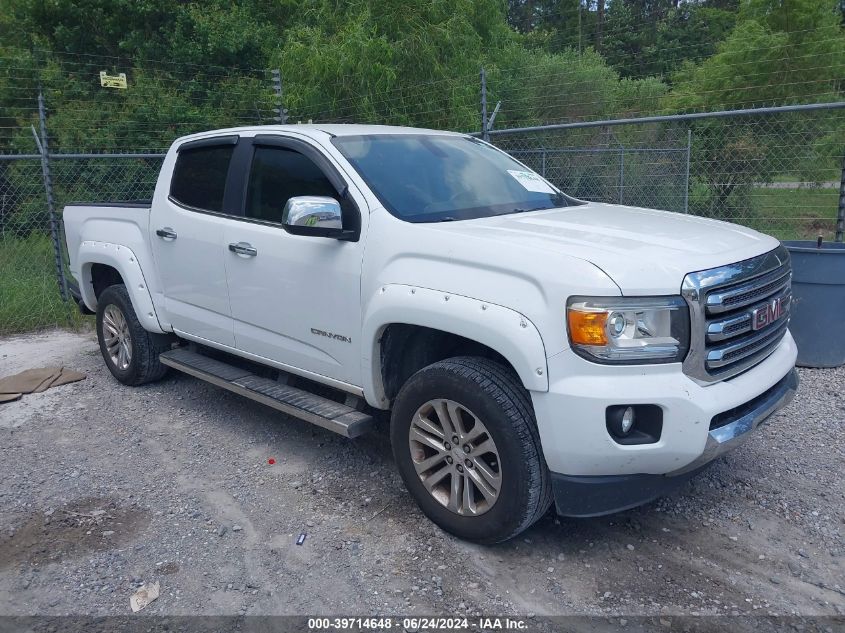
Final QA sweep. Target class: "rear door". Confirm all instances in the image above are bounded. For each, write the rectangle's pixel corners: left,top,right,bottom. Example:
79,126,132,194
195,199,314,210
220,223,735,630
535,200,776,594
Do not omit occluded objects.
222,134,367,387
149,136,239,346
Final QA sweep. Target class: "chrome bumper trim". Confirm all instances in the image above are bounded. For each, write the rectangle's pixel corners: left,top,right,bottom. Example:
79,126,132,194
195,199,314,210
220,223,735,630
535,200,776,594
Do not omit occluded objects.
669,368,799,476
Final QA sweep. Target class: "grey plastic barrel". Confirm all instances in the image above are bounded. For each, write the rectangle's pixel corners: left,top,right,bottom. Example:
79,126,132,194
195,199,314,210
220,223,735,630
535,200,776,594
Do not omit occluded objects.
782,241,845,368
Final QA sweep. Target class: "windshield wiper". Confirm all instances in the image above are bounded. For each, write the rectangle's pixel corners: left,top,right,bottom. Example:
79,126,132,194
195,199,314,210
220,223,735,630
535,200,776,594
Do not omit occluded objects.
500,207,539,216
510,205,561,215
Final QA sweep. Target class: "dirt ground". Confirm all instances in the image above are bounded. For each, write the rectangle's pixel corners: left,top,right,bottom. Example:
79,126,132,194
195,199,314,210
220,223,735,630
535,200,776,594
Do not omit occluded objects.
0,329,843,619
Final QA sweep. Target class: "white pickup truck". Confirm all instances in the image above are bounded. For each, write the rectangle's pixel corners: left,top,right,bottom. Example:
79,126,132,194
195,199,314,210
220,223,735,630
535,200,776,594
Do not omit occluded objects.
63,125,798,543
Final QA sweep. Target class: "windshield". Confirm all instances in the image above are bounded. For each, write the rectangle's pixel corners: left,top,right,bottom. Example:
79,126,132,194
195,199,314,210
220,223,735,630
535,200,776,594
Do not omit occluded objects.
332,134,578,222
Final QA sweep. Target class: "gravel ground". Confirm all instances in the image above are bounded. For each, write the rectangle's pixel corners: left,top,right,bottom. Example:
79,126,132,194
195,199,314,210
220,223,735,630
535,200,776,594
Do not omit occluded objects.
0,329,843,618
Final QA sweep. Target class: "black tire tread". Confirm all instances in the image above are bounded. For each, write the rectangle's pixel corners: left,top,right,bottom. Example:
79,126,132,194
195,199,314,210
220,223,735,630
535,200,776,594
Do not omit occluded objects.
442,357,553,538
395,356,553,543
97,284,171,386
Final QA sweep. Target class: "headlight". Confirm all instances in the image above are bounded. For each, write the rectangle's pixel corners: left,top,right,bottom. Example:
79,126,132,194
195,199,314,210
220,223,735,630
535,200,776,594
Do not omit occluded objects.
567,296,690,364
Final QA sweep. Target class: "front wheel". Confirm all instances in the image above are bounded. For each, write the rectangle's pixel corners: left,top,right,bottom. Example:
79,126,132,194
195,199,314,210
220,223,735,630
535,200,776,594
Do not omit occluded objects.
390,357,552,544
96,284,171,386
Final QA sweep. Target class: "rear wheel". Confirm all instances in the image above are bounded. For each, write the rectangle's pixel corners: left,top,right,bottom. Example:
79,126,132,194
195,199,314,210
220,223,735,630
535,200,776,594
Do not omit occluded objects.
390,356,552,544
96,284,171,386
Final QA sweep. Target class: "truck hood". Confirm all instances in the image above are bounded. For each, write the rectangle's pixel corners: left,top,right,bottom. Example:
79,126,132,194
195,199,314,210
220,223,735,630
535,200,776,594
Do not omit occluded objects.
432,202,781,295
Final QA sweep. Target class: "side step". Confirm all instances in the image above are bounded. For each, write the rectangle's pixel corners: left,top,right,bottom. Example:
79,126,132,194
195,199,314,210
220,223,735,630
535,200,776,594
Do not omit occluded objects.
159,348,373,438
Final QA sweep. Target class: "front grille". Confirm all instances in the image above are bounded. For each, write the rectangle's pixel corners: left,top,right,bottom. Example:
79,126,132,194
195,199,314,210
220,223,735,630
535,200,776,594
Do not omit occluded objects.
682,245,792,382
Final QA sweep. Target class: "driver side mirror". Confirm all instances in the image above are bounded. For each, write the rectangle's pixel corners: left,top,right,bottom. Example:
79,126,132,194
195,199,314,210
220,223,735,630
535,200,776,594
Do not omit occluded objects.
282,196,356,241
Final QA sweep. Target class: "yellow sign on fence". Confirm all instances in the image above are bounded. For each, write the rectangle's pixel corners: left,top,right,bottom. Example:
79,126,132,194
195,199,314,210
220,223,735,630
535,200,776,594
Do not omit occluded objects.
99,71,127,89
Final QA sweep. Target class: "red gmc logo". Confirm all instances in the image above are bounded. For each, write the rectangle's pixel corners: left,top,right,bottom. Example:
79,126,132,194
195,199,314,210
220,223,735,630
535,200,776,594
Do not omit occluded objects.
751,297,786,330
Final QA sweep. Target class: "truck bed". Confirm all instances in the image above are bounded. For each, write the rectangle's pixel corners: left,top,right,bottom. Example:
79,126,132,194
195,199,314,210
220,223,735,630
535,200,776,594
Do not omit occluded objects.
62,202,155,306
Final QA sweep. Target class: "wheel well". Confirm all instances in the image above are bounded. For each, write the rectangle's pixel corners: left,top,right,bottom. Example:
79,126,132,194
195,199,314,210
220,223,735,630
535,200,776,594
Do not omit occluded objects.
379,324,519,403
90,264,124,299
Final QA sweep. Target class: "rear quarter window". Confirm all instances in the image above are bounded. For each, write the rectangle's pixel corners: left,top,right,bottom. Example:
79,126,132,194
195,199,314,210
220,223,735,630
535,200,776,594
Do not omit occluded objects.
169,145,234,212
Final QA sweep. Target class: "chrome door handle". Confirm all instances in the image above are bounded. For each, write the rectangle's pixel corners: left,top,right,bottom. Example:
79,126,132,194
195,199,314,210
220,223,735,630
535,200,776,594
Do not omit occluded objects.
156,227,177,240
228,242,258,257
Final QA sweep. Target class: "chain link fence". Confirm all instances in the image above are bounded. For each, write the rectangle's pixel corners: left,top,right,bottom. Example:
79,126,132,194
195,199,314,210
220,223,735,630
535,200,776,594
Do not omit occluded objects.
497,126,692,214
1,155,62,333
0,48,270,334
0,153,167,333
1,50,844,334
489,105,845,240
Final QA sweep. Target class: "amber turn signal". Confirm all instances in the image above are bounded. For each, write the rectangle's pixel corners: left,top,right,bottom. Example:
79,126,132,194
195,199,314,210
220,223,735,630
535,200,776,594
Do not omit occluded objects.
568,310,609,346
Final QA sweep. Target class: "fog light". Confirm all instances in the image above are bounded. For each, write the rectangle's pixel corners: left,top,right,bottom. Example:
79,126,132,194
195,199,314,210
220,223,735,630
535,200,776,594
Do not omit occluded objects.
606,404,663,445
621,406,635,434
607,405,635,437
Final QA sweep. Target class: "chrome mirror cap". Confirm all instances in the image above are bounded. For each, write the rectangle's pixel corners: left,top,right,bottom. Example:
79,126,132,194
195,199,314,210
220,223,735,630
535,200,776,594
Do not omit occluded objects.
282,196,342,230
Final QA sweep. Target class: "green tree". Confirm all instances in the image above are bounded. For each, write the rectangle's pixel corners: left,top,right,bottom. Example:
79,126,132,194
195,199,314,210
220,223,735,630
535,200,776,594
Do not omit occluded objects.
275,0,514,130
667,0,845,220
602,2,737,79
487,47,667,128
507,0,584,47
0,0,279,68
668,0,845,110
0,0,278,152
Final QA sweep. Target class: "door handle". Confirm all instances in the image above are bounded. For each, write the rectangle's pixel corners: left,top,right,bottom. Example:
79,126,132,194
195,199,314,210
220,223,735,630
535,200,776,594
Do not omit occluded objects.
228,242,258,257
156,227,177,240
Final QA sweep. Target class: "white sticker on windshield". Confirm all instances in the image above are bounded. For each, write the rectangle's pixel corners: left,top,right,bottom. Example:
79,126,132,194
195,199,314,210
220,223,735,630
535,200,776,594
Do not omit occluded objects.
507,170,556,194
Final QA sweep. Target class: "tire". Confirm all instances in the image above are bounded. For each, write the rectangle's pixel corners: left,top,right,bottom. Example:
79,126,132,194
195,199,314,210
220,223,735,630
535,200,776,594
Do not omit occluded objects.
390,356,552,544
96,284,171,386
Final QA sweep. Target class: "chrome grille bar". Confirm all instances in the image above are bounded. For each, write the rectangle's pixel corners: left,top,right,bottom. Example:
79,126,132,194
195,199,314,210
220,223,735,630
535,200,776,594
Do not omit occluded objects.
705,269,791,314
706,320,789,369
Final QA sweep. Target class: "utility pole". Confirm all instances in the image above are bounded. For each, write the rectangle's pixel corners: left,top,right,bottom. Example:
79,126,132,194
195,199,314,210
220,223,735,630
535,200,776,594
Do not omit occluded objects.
578,1,582,54
481,67,489,142
596,0,605,51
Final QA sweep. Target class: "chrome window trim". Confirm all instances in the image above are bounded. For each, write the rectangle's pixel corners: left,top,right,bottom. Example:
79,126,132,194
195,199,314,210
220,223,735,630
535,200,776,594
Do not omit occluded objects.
681,244,791,383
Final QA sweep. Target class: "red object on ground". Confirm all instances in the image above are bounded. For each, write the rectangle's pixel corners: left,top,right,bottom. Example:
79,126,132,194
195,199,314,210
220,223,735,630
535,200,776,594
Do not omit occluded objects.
268,458,276,465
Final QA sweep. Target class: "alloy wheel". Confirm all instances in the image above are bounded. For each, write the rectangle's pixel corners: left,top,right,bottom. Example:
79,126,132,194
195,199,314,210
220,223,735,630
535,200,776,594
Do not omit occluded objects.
408,398,502,516
102,304,132,370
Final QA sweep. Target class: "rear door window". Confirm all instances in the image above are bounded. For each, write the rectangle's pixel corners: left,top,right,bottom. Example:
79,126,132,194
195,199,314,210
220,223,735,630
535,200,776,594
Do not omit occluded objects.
170,145,234,212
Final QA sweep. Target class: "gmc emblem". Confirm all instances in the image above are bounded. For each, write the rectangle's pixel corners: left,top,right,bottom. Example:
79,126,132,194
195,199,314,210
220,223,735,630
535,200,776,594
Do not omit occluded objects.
751,297,785,330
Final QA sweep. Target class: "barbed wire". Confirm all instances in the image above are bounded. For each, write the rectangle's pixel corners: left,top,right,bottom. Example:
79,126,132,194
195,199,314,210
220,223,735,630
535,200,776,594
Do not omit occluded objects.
506,6,838,64
2,31,842,145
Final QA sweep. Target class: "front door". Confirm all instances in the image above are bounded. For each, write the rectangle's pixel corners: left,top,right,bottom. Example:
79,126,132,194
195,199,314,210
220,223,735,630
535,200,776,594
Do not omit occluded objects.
149,138,237,347
223,136,367,387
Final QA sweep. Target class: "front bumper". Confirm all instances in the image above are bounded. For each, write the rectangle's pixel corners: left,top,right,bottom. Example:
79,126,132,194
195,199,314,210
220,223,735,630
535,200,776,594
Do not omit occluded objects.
549,368,798,517
531,331,798,477
668,368,798,476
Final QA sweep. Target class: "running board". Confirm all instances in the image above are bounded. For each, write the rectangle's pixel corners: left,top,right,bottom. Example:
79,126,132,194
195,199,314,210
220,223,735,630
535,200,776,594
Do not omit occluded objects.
159,348,373,438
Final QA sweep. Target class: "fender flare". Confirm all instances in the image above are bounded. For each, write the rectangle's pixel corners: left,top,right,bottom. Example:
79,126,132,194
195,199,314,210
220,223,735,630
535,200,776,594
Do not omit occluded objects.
77,241,166,334
362,284,548,408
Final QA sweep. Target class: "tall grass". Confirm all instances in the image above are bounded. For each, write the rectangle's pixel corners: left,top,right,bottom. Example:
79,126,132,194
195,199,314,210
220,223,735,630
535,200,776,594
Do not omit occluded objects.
0,233,86,334
745,187,840,241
